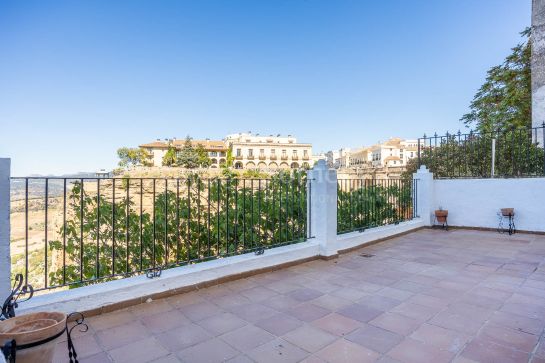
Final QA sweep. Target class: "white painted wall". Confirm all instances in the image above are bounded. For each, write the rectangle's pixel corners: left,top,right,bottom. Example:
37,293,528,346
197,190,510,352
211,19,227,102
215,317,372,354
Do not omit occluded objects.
433,178,545,232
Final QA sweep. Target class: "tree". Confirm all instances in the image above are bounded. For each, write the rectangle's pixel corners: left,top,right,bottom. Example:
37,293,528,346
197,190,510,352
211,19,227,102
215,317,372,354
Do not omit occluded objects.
225,145,234,168
461,28,531,133
176,136,200,169
162,146,177,167
195,144,212,168
117,147,152,167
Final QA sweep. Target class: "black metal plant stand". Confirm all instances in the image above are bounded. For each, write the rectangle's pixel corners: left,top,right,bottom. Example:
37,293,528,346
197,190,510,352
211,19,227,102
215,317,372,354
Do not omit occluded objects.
1,274,86,363
433,216,448,231
498,212,516,235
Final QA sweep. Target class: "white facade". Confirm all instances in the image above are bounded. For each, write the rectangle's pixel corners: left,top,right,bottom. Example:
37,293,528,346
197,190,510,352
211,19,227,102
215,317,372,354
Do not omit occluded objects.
226,133,312,170
329,148,351,168
328,138,418,170
348,147,372,167
371,138,418,167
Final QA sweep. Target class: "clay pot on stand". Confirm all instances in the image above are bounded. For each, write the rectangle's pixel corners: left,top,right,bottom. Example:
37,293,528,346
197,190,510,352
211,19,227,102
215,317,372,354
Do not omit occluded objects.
501,208,514,217
0,312,66,363
435,210,448,223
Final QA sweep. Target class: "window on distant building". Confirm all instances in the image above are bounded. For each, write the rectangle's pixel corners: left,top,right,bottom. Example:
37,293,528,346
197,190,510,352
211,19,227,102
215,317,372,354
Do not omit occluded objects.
271,149,276,155
209,151,218,157
248,149,254,157
260,149,264,155
282,150,287,156
293,150,297,156
303,150,308,157
236,148,242,157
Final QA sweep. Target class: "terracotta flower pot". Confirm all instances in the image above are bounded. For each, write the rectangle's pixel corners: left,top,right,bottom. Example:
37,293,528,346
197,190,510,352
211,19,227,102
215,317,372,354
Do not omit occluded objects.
0,312,66,363
435,210,448,223
501,208,514,217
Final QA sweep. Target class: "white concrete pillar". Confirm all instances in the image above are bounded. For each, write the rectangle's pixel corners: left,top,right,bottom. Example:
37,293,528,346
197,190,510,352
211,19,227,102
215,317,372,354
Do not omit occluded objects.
307,159,338,258
0,159,11,301
533,0,545,145
413,165,434,226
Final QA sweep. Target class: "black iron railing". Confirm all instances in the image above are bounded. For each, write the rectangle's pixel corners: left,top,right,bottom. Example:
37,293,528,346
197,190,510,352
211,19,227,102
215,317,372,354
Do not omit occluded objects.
337,179,417,235
418,124,545,178
10,174,307,292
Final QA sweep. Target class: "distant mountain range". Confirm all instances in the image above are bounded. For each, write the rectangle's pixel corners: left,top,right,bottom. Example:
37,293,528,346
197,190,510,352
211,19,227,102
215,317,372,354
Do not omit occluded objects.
10,172,99,200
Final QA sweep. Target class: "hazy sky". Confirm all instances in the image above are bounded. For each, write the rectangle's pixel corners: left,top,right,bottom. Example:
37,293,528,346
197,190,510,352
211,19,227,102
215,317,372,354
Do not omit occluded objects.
0,0,531,176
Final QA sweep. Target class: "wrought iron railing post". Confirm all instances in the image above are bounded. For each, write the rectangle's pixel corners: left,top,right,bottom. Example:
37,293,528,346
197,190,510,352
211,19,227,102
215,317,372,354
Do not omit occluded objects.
542,122,545,175
491,137,496,178
0,159,10,301
417,136,422,168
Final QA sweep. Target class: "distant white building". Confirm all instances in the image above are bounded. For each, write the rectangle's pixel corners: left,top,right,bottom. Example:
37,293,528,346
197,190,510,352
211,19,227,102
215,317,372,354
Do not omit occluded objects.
371,138,418,167
140,138,228,168
327,148,352,169
327,137,418,169
140,132,313,170
226,132,312,170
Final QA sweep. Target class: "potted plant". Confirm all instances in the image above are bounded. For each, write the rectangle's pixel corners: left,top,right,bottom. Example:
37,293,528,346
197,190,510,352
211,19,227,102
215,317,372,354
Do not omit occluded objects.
501,208,514,216
435,206,448,223
0,311,66,363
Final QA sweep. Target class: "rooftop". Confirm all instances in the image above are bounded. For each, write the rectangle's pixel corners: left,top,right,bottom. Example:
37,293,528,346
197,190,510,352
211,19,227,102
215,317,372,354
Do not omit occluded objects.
139,139,227,150
56,228,545,363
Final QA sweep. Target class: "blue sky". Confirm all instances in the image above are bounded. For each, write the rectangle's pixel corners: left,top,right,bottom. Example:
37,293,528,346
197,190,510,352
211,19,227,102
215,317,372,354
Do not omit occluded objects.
0,0,531,175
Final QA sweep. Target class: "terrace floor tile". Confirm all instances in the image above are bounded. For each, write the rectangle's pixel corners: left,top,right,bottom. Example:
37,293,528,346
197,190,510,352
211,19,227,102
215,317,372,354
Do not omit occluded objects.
219,324,276,352
246,338,309,363
345,324,404,354
196,312,248,336
155,323,212,352
177,337,240,363
315,339,381,363
337,303,383,323
254,313,304,336
310,313,362,337
387,337,455,363
282,325,337,353
369,312,421,336
108,336,170,363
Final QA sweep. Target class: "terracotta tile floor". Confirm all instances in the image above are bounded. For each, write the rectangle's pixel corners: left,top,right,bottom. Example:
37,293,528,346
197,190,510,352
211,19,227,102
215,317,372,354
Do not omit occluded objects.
53,229,545,363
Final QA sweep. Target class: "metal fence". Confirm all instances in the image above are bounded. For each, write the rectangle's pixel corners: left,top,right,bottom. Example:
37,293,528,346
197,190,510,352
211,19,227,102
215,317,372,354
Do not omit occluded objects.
418,124,545,178
337,179,417,235
10,175,308,291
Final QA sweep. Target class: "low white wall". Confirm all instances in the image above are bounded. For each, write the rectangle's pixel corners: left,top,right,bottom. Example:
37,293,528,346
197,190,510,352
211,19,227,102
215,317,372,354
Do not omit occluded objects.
336,219,425,252
433,178,545,232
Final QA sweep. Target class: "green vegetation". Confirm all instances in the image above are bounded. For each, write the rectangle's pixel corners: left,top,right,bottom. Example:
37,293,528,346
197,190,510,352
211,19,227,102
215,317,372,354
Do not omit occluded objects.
47,171,307,288
403,130,544,179
162,146,177,167
337,180,414,234
160,136,213,168
117,147,152,167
